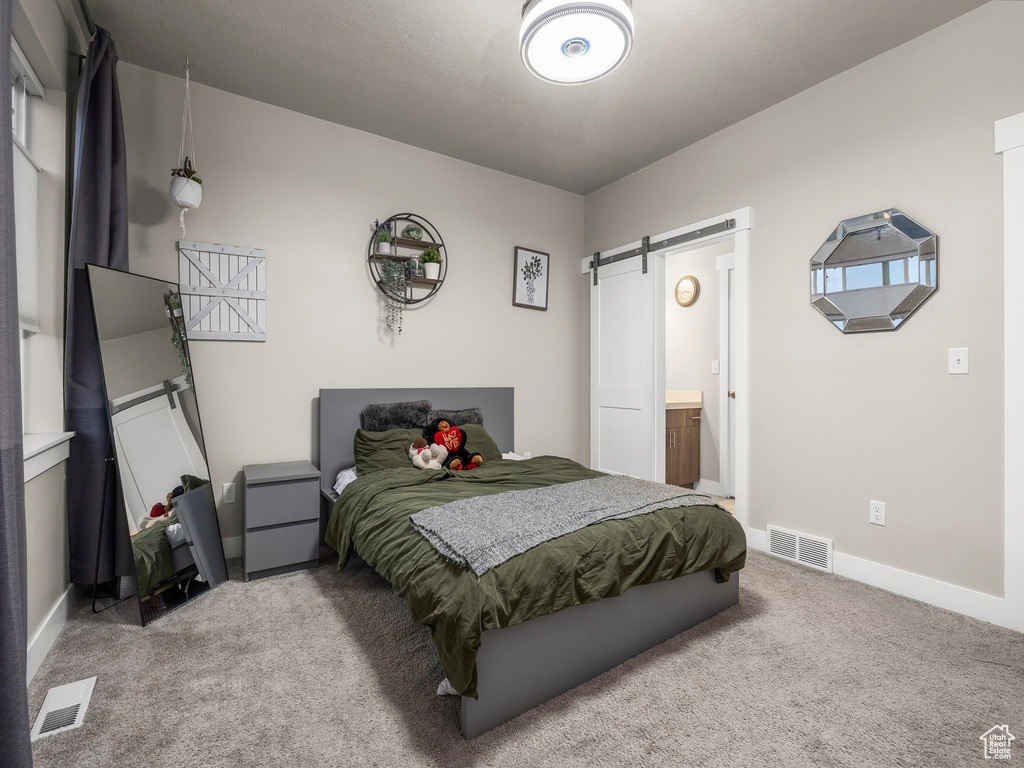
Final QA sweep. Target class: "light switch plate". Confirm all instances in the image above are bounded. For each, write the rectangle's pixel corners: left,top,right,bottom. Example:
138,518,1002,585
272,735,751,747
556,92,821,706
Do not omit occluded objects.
948,348,969,375
222,482,236,504
711,360,720,375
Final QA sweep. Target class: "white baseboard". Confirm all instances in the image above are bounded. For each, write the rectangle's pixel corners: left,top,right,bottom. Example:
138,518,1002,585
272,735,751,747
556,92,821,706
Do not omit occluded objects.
222,536,242,560
745,526,766,552
744,526,1007,627
831,551,1005,627
27,585,77,684
695,479,728,497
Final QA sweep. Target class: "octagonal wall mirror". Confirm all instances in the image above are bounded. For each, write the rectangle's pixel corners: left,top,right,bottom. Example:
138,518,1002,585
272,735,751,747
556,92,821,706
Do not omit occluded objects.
810,209,937,333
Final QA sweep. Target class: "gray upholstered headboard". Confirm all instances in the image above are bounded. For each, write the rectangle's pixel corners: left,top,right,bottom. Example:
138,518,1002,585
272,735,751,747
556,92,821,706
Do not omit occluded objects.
317,388,515,499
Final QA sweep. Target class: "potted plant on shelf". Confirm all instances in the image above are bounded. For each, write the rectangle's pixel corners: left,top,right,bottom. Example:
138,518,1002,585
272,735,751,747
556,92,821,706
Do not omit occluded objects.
421,247,442,280
374,219,394,255
401,223,423,241
379,258,406,334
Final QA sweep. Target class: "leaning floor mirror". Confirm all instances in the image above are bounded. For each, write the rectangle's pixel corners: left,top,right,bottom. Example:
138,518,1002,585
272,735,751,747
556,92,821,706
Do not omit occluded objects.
87,265,228,625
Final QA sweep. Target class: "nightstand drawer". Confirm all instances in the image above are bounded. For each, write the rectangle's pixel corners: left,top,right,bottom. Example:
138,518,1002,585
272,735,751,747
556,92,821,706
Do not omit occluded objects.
245,521,318,573
245,478,318,529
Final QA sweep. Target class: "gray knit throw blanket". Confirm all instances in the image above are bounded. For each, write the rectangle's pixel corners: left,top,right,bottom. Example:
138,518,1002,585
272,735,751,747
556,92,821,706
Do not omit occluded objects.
410,475,719,577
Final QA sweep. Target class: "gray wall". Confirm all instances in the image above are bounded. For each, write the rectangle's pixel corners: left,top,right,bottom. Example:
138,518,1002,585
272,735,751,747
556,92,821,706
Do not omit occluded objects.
117,63,589,540
585,2,1023,597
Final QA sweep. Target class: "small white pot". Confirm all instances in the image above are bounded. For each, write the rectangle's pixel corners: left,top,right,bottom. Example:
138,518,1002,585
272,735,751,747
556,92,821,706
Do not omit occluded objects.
376,241,392,256
423,262,441,281
170,176,203,210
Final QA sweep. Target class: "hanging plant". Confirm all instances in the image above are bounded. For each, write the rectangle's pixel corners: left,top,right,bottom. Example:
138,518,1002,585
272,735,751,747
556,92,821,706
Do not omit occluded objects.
171,59,202,236
379,258,406,334
164,291,194,390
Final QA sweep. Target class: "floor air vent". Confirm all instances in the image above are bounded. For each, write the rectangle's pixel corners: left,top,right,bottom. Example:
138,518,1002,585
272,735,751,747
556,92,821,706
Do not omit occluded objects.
31,677,96,741
767,525,832,572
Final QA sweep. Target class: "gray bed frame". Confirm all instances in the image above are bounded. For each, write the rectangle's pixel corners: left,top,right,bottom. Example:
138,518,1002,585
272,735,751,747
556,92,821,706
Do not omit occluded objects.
317,387,739,738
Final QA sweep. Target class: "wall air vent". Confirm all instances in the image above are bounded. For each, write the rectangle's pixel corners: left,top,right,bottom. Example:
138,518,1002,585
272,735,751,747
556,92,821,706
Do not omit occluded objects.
31,677,96,741
767,525,833,573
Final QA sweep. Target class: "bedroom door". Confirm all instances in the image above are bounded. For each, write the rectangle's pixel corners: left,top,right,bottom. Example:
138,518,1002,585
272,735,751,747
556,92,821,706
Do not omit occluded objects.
590,248,658,480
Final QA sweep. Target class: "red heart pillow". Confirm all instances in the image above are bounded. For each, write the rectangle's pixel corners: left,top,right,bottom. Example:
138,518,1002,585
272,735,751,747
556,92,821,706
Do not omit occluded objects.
434,422,464,452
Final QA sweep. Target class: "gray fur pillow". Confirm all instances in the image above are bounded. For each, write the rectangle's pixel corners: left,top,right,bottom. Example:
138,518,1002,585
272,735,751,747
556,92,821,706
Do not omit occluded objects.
360,400,431,432
427,407,483,426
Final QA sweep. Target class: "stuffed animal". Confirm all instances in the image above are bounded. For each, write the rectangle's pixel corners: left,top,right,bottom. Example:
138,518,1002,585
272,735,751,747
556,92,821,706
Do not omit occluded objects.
423,419,484,471
143,486,185,525
408,437,448,470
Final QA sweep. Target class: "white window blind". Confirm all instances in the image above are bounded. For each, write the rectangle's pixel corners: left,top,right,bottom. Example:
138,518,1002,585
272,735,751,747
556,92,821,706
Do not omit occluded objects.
13,135,39,333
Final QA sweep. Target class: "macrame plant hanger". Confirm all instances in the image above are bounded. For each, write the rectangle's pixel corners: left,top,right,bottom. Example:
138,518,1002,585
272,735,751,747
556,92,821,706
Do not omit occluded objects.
171,58,202,236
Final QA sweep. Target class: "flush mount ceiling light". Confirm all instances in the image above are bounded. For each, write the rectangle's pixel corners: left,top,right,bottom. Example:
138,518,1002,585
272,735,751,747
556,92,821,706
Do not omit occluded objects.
519,0,634,86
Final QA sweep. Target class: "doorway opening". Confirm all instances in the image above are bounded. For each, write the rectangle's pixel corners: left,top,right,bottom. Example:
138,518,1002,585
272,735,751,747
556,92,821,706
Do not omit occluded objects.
661,239,735,504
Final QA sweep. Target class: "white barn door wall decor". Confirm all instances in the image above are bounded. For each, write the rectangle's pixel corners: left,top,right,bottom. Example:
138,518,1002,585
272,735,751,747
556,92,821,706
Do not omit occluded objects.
177,240,266,341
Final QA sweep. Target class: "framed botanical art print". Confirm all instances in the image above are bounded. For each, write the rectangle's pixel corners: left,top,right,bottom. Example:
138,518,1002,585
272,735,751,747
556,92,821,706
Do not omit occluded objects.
513,247,550,311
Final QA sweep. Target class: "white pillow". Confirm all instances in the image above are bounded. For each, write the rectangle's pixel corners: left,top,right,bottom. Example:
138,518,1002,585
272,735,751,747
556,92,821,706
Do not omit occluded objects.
164,523,186,548
502,452,527,461
333,467,358,495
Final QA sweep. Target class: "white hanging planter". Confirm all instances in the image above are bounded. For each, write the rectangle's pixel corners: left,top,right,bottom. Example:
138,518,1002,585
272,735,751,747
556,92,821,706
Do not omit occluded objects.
170,175,203,210
171,59,202,236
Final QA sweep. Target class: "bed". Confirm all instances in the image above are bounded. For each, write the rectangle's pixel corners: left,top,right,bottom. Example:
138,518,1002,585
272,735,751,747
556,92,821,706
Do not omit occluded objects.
130,513,191,596
319,387,745,737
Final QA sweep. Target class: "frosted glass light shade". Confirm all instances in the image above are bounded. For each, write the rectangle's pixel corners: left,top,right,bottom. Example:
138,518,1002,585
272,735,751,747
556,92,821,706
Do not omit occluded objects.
520,0,634,85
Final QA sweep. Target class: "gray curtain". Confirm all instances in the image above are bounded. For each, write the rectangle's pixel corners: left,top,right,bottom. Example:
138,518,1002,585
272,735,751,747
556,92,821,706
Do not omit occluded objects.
0,0,34,763
65,27,130,585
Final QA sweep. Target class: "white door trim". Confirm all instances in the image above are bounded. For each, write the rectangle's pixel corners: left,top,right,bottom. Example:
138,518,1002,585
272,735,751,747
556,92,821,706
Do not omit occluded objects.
717,250,735,497
996,113,1024,631
584,207,752,531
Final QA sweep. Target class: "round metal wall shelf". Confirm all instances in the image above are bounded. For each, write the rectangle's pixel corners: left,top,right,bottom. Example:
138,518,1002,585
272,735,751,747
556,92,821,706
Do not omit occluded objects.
367,213,447,306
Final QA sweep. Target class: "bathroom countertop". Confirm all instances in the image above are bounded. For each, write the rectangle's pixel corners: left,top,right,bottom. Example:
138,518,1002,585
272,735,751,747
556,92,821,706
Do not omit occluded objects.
666,390,702,410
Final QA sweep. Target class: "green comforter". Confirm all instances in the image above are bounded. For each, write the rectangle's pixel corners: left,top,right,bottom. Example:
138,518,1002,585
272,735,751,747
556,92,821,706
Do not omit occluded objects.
326,456,746,698
132,513,177,596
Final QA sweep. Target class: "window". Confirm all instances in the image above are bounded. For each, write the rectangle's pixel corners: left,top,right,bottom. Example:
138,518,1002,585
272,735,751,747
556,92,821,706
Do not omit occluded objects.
11,34,43,427
12,110,39,335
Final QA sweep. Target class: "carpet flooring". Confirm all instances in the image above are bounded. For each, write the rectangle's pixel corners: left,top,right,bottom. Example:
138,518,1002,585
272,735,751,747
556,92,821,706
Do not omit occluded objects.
27,550,1024,767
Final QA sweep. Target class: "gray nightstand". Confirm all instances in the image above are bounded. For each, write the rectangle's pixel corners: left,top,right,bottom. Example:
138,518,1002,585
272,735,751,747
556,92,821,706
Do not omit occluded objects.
242,461,320,581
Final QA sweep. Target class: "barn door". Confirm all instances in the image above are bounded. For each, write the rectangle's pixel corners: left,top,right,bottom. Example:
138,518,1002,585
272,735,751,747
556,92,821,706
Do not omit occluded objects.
590,245,657,479
178,240,266,341
110,377,210,533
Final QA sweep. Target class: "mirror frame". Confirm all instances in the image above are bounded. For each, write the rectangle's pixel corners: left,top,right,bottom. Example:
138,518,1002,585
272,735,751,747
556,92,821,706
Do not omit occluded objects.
86,264,228,625
810,208,938,333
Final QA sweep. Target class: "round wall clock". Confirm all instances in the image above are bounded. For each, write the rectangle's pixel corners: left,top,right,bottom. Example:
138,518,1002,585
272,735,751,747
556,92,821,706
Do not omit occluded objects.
674,276,700,307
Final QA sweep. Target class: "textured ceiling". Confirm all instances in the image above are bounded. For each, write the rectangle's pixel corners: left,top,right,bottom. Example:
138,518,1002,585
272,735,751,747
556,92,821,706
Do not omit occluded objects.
89,0,986,195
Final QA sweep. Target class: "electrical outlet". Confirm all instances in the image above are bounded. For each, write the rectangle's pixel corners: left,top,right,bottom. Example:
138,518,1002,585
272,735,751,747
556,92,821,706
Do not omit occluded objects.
222,482,236,504
869,500,885,526
711,360,720,375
